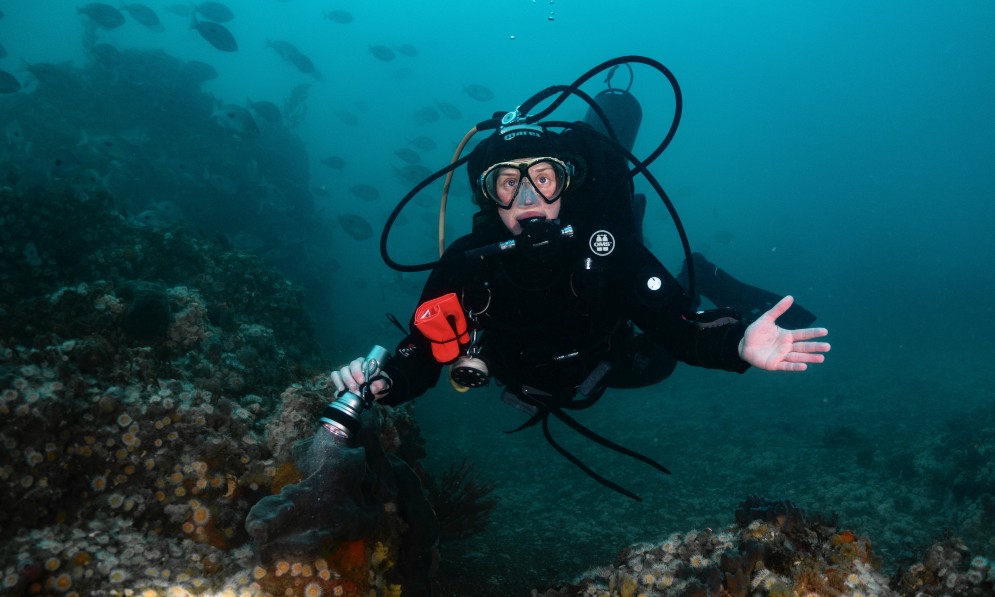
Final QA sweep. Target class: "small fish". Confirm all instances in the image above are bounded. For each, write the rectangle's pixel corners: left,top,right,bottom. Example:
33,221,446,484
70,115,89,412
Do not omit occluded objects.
181,60,219,82
323,10,353,24
75,168,108,186
212,104,259,137
89,43,123,64
284,83,310,121
0,69,20,94
191,17,238,52
195,1,234,22
287,83,310,105
321,156,346,170
4,120,25,147
338,213,373,240
131,202,183,229
393,164,432,184
165,158,197,181
463,84,495,102
369,45,395,62
395,44,418,57
47,148,82,180
268,41,316,74
78,3,126,29
77,130,140,161
393,148,421,164
71,168,111,195
23,243,43,267
22,62,76,89
247,98,282,123
409,136,436,151
349,184,380,201
121,3,163,30
412,106,440,125
288,52,316,75
436,101,462,120
204,170,238,195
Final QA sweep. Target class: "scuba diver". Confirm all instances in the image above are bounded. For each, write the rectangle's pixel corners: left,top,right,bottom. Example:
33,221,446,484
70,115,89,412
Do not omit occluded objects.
331,58,829,498
244,57,830,592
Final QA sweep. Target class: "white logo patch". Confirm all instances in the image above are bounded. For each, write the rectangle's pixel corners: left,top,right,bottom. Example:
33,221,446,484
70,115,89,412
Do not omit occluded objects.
589,230,615,256
647,276,662,291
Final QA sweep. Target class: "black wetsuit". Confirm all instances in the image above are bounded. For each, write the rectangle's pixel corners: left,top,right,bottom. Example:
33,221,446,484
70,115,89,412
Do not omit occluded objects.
380,219,750,408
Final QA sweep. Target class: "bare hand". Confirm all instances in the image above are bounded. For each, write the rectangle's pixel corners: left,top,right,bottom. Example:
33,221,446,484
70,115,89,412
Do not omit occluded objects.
738,296,830,371
330,357,391,399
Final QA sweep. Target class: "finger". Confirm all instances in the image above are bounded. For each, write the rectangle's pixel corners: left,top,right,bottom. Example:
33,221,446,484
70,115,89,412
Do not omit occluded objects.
785,352,825,364
349,358,365,385
777,362,808,372
762,295,793,322
791,328,829,341
792,341,831,353
329,370,346,392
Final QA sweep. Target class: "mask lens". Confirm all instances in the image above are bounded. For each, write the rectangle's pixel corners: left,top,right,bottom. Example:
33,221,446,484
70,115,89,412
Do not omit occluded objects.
482,158,569,208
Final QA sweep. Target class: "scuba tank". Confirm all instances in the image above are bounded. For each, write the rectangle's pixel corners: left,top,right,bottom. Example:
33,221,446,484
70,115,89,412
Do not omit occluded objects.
582,86,643,154
582,83,647,245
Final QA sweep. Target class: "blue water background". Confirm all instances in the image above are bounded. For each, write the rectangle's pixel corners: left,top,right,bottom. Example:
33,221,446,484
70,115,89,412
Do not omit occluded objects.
4,0,993,584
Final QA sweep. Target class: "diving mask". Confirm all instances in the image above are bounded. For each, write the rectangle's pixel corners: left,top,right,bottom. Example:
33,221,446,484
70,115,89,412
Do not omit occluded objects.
479,157,572,209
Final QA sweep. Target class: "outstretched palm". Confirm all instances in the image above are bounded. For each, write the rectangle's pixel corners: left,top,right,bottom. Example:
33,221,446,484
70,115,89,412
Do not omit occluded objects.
740,296,831,371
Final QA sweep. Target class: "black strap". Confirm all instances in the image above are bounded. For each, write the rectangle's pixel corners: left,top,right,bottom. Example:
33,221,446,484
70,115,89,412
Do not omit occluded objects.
504,385,671,501
541,414,645,501
550,408,671,476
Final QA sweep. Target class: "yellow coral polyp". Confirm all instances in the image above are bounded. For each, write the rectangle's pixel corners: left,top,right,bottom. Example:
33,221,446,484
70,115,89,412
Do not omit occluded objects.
191,505,212,526
71,551,92,566
371,542,392,568
52,572,73,590
303,581,323,597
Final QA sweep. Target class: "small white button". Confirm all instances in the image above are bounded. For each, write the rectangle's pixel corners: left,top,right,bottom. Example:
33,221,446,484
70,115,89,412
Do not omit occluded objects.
646,277,662,291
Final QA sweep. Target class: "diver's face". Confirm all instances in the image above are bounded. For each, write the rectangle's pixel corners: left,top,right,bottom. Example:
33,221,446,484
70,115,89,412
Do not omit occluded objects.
490,158,563,235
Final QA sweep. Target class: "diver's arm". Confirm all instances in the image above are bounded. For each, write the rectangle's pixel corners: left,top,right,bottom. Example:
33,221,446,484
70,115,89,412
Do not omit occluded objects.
375,333,441,406
625,246,750,373
371,235,483,405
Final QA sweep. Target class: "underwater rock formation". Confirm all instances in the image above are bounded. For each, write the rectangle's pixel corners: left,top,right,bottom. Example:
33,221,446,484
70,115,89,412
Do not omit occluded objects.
536,496,994,597
246,409,440,594
0,187,434,596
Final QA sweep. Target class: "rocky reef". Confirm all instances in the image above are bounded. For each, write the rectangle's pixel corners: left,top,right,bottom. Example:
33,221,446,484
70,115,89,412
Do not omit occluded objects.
536,496,994,597
0,187,444,596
